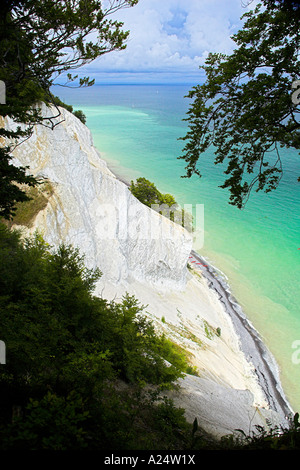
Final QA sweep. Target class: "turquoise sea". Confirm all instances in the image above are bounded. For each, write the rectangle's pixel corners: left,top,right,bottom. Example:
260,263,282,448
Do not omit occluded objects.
54,84,300,413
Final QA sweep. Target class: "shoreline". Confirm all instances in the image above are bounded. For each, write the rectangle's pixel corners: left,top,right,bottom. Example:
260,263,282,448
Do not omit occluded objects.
105,157,294,424
190,249,293,422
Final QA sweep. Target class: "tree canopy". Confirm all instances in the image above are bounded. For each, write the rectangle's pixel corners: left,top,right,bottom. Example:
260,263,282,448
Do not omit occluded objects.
1,223,300,450
179,0,300,208
0,0,138,219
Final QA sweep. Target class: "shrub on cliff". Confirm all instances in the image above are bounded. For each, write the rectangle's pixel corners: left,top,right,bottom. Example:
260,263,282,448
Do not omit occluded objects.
1,222,300,449
50,95,86,124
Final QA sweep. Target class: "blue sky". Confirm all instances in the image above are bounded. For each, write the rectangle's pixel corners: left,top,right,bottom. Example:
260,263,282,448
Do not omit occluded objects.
63,0,260,85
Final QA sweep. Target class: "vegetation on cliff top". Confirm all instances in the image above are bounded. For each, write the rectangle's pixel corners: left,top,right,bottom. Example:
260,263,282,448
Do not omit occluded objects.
1,222,300,450
1,0,300,451
179,0,299,208
130,177,193,232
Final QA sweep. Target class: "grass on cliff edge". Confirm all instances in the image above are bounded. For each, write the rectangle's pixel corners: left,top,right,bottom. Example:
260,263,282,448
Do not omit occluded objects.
6,181,54,228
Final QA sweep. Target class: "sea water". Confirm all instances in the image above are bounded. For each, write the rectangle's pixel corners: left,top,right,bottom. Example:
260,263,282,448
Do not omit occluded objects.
54,84,300,413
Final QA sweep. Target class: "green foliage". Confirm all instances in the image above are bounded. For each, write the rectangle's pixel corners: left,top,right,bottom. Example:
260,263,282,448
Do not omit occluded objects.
179,0,300,208
130,177,163,206
49,95,74,113
73,110,87,124
219,413,300,451
0,223,192,449
203,320,221,341
156,334,198,377
130,177,193,232
0,224,185,396
50,95,86,124
5,181,54,228
0,223,300,449
2,392,90,450
95,293,184,387
0,0,139,219
0,147,38,221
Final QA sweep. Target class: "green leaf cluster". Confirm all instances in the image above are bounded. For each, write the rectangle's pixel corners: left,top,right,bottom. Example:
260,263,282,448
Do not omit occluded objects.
130,177,193,232
179,1,299,208
1,223,300,449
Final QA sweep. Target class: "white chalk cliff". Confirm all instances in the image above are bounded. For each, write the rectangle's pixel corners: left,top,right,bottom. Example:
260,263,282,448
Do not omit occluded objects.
5,104,291,439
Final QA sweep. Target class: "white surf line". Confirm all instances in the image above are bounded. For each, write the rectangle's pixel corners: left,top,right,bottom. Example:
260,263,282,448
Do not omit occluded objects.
188,254,208,270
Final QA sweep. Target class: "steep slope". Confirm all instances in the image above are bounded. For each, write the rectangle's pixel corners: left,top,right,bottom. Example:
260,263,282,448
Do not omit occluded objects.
5,104,292,439
6,103,191,290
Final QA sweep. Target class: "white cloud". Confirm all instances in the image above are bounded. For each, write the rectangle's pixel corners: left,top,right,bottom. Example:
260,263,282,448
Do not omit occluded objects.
70,0,262,82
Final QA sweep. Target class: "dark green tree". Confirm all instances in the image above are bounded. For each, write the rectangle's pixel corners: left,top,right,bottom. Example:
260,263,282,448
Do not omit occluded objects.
130,177,193,232
2,224,300,449
0,0,138,219
130,177,164,207
73,109,86,124
179,0,300,208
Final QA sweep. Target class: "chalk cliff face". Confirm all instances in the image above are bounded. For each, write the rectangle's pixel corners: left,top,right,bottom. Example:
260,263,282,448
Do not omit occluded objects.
5,104,291,439
6,104,192,290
